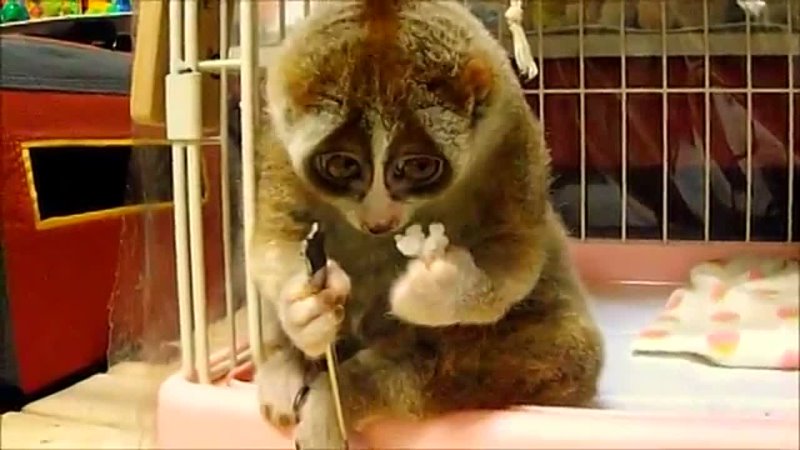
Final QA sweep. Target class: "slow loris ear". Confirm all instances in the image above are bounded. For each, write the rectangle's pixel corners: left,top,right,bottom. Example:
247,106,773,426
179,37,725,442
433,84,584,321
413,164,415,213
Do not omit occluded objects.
459,56,493,104
458,56,493,123
428,55,494,119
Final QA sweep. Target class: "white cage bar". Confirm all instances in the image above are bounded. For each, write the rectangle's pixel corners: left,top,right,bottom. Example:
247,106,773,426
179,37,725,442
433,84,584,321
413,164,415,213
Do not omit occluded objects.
788,0,796,242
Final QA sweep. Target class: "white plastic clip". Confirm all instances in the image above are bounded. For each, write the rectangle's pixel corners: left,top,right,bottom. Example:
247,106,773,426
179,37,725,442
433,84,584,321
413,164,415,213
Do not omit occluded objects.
165,71,203,141
505,0,538,81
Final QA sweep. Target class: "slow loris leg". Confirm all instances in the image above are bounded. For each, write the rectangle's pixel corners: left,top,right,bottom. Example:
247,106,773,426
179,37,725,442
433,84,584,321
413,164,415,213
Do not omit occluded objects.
250,129,347,429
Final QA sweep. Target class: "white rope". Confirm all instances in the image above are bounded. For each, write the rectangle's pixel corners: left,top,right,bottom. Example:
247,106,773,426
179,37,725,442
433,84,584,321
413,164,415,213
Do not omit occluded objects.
736,0,767,18
504,0,538,81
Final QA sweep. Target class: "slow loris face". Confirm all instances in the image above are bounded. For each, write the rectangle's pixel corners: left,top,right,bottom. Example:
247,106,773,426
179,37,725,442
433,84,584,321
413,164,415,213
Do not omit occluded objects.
265,1,509,235
304,111,454,235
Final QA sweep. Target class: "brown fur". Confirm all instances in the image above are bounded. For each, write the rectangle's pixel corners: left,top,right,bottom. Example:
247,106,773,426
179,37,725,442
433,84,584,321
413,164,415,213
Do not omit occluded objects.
362,0,402,43
280,14,490,121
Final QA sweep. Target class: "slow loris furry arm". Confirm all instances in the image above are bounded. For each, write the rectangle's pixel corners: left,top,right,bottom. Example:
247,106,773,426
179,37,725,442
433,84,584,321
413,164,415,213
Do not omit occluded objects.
249,1,605,448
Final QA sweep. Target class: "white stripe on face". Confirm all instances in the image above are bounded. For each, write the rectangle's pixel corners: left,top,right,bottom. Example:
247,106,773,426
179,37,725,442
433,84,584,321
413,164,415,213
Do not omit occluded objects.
357,118,404,234
370,117,390,178
284,112,343,174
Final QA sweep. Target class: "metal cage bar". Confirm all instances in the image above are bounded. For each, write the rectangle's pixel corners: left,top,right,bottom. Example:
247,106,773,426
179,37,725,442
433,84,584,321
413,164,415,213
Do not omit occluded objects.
703,0,711,242
239,0,262,370
787,0,796,242
168,0,194,382
579,0,588,240
218,0,237,374
660,0,669,242
745,8,754,242
620,0,629,241
535,0,547,139
537,0,545,143
183,0,212,385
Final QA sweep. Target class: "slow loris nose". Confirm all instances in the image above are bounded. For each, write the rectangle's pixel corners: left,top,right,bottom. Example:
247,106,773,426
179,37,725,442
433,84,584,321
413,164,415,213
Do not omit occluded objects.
363,219,398,235
360,181,401,235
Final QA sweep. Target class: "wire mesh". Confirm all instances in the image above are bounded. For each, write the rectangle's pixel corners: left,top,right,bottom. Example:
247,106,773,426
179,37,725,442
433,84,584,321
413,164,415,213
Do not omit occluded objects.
525,0,797,244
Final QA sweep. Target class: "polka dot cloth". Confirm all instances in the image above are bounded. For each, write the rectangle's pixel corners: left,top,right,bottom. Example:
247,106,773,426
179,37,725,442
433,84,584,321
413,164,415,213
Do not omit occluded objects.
632,257,799,370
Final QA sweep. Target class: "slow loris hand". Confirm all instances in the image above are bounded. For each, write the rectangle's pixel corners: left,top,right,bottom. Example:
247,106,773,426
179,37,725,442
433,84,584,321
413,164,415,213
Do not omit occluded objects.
389,246,492,327
277,260,351,358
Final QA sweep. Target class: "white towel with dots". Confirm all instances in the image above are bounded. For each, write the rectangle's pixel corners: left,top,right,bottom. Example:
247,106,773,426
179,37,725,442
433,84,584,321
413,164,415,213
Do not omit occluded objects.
632,257,799,370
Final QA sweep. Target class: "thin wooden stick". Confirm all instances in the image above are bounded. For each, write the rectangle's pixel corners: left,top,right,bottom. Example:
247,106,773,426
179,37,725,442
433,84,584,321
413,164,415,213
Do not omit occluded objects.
325,346,348,442
303,223,348,446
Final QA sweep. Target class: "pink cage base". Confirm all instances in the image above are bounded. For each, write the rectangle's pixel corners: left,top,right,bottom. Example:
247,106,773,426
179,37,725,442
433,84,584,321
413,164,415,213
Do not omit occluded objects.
155,241,800,449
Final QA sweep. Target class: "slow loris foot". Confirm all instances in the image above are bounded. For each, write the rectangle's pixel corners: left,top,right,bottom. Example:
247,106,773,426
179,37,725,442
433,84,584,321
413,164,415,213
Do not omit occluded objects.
294,374,347,450
255,349,305,428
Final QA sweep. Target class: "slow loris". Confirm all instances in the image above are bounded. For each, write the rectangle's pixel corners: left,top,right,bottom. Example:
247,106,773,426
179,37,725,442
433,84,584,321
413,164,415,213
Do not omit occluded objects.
250,1,604,448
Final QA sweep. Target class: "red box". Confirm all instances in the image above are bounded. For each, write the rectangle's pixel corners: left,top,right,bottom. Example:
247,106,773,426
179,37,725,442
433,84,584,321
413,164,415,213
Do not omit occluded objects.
0,35,224,397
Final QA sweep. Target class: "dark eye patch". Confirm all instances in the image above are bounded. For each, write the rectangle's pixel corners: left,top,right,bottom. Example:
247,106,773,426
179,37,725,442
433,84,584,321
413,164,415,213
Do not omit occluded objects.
389,155,444,186
384,118,452,200
316,152,363,181
304,117,372,197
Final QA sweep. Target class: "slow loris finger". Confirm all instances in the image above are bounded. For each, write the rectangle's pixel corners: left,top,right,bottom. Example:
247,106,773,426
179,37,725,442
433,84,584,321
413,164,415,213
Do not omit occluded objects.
287,295,345,328
323,260,352,299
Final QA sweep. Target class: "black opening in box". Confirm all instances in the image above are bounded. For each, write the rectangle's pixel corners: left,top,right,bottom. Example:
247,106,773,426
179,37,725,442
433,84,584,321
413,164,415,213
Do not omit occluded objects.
27,144,203,221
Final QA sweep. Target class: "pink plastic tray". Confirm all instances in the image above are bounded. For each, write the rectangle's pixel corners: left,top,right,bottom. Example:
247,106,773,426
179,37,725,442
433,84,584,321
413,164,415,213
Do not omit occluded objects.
155,241,800,449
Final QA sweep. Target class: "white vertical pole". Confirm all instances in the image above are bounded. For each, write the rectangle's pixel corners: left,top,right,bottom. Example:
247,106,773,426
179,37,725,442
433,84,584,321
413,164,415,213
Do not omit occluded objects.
219,0,238,374
660,0,669,242
744,6,754,242
787,0,795,242
184,0,211,384
620,1,628,241
240,0,263,368
703,0,712,241
578,0,587,240
168,0,195,381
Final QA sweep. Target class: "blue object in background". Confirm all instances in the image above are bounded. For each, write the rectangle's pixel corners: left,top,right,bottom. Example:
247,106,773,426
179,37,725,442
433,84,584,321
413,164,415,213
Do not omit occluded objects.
107,0,130,13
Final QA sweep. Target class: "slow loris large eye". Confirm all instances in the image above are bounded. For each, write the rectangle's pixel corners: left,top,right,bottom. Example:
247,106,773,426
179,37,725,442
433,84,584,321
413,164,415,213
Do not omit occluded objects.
315,152,363,183
392,155,444,185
